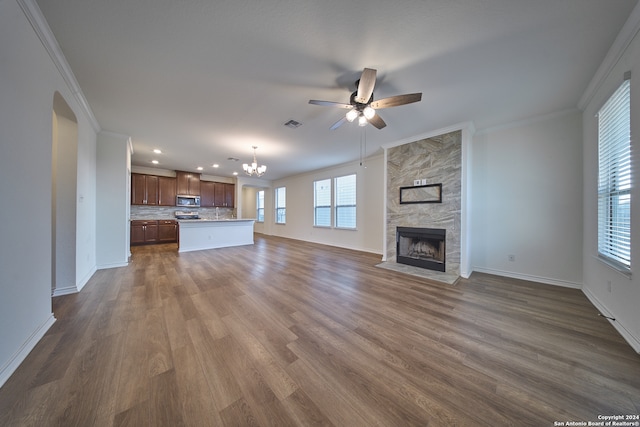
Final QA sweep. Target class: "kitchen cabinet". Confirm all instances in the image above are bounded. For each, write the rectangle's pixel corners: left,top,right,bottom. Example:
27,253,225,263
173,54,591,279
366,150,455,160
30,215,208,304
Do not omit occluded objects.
214,182,235,207
158,220,178,242
131,173,158,205
201,181,234,207
176,171,201,196
158,176,177,206
200,181,216,207
130,220,159,244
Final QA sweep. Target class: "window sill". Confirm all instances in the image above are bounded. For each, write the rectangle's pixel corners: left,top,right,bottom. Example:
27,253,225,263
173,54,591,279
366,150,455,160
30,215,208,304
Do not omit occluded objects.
595,254,632,279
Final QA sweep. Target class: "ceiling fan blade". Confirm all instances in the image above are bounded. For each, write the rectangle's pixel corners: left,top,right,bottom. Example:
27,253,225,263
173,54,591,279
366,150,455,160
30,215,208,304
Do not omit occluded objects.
368,114,386,130
309,100,353,109
355,68,377,104
330,116,348,130
370,93,422,109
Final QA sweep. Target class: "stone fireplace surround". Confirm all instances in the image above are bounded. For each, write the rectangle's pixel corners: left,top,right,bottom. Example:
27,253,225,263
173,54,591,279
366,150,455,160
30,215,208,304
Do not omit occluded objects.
379,126,469,284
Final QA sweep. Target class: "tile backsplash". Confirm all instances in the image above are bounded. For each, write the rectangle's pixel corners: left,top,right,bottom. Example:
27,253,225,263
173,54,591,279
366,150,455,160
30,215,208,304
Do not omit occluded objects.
130,205,235,220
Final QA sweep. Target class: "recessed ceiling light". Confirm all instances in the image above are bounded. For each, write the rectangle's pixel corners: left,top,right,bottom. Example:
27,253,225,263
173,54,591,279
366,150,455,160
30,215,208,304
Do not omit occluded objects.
212,164,219,168
153,149,162,154
151,160,159,164
197,166,203,171
233,172,238,176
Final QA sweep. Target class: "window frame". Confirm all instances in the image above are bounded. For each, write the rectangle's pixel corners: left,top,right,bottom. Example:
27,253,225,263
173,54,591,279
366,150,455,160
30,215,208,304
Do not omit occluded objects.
275,186,286,224
313,178,332,228
334,174,357,230
256,190,264,223
597,77,631,273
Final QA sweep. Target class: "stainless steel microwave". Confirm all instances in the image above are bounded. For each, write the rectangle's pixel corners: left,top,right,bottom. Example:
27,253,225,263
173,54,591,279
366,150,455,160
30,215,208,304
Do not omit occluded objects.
176,195,200,207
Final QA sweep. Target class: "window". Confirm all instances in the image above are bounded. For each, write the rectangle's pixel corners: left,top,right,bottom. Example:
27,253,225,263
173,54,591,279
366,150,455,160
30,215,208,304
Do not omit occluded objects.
313,175,358,229
314,179,332,227
275,187,286,224
335,174,356,229
598,78,631,270
256,190,264,222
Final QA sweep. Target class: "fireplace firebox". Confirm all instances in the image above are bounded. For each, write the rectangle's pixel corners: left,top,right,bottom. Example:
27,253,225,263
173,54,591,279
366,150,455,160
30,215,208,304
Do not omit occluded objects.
396,227,446,272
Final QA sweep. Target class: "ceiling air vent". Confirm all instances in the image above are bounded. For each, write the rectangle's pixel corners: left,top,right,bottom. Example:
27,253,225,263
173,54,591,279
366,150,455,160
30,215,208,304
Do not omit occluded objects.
284,119,302,129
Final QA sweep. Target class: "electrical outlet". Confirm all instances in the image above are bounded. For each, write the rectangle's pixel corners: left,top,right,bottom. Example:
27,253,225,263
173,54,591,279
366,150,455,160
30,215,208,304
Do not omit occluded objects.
508,254,515,262
607,280,612,292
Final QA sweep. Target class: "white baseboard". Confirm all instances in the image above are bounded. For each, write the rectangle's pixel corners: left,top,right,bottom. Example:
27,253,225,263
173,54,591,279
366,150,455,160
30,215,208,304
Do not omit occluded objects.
471,266,582,289
96,261,128,270
76,266,97,292
582,288,640,353
52,285,78,296
0,313,56,388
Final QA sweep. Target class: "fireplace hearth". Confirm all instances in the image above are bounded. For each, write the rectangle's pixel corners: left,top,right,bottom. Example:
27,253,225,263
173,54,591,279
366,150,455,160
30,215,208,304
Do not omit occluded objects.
396,227,446,272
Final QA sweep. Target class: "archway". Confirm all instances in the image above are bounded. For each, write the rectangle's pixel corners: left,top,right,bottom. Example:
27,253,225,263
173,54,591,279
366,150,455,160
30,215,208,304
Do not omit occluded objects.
51,92,78,295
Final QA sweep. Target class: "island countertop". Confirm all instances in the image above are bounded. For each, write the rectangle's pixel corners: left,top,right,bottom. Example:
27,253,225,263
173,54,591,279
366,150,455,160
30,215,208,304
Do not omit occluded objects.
177,219,255,252
176,218,255,223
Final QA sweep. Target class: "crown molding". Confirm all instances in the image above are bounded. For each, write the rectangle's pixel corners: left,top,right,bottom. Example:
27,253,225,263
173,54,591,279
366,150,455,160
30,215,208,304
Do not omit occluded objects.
578,2,640,110
16,0,100,133
380,121,475,151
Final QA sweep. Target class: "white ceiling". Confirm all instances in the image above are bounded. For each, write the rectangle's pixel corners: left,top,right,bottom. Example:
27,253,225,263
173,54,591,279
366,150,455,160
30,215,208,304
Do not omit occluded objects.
36,0,637,180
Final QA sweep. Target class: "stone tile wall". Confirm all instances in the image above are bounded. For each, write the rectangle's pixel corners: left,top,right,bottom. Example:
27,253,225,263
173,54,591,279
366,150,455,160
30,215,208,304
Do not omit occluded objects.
386,130,461,276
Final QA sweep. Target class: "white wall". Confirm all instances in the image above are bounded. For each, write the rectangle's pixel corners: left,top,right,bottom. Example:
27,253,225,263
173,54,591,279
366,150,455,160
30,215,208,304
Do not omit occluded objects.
470,110,584,288
581,8,640,351
97,132,131,269
268,154,384,255
0,0,98,386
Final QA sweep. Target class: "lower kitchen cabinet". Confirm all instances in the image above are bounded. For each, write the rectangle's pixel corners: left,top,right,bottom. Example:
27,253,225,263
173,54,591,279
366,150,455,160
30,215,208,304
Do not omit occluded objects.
131,220,160,245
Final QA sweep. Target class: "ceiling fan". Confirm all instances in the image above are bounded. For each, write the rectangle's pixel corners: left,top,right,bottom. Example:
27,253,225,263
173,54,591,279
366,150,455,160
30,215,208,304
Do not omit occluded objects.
309,68,422,130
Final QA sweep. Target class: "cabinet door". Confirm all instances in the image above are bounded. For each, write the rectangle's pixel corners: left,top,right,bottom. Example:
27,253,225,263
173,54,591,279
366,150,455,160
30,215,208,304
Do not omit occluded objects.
213,182,226,207
144,222,158,242
176,172,189,195
131,174,146,205
188,174,201,196
158,220,177,242
224,183,235,208
176,171,201,196
145,175,159,205
200,181,216,207
130,222,146,244
158,177,177,206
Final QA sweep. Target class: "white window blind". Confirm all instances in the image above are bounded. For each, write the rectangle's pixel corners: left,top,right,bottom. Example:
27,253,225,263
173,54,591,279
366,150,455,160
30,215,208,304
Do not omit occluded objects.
275,187,286,224
335,174,356,229
314,179,331,227
256,190,264,222
598,78,631,270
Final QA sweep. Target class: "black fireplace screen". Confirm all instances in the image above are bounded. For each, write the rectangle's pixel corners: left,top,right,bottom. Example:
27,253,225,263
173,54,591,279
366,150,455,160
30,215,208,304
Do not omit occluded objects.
396,227,446,272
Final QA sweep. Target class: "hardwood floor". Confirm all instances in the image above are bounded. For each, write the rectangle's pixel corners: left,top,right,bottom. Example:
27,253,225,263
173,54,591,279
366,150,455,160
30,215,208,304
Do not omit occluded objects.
1,234,639,426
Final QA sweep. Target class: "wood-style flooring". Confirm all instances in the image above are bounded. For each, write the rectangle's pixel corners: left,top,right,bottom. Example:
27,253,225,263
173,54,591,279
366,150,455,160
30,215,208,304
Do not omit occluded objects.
1,234,639,426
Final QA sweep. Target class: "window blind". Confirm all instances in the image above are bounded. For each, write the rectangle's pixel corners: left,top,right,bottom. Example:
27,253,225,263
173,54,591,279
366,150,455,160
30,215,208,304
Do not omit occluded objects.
597,78,631,270
314,179,331,227
256,190,264,222
335,174,356,229
275,187,286,224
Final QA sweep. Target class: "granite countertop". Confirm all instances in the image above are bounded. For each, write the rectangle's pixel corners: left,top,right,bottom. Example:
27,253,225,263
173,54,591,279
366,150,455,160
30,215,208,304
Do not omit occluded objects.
176,218,254,222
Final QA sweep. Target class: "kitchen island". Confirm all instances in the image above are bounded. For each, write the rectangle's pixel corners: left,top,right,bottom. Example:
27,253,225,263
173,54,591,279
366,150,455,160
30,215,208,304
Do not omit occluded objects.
177,219,255,253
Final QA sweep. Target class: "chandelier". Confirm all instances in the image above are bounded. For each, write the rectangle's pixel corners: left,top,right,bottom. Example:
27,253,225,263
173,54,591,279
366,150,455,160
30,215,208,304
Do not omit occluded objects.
243,146,267,177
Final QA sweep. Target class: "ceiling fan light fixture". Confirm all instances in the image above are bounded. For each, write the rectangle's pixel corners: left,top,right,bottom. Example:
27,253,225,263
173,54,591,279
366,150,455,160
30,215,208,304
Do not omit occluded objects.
363,106,375,119
345,109,358,122
358,115,368,126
